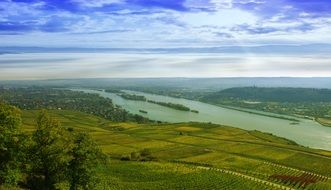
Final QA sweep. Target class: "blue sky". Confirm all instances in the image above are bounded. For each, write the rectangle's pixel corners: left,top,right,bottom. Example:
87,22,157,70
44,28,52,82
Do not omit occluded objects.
1,0,331,48
0,0,331,79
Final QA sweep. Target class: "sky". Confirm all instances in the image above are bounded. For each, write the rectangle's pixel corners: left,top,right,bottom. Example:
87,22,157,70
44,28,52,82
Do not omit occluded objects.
1,0,331,47
0,0,331,79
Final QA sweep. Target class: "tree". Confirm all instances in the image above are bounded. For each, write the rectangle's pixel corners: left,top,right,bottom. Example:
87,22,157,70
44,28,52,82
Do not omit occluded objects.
29,110,73,190
0,103,24,186
29,110,107,190
1,106,109,189
68,132,106,190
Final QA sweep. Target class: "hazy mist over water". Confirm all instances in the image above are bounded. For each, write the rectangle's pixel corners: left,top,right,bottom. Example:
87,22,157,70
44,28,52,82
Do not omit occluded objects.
1,52,331,80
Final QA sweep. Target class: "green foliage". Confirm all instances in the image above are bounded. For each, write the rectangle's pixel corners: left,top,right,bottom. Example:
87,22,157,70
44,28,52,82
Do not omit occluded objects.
147,100,191,111
121,149,156,162
68,132,107,190
29,110,73,190
104,89,122,94
0,102,22,132
118,94,147,101
120,155,131,161
203,87,331,103
0,87,150,123
0,103,24,186
27,111,109,190
201,87,331,120
191,110,199,113
130,152,140,161
115,91,196,113
131,114,150,124
3,108,110,190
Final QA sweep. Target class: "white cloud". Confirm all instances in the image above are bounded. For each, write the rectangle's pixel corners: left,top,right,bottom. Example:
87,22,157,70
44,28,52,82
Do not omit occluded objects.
71,0,124,7
0,1,44,17
179,9,257,27
211,0,233,9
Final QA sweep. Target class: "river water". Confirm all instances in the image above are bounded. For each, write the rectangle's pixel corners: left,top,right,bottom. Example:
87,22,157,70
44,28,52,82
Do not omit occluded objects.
77,89,331,150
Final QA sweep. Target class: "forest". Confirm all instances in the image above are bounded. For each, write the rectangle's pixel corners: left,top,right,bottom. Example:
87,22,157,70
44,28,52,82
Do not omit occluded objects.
202,87,331,103
0,87,150,124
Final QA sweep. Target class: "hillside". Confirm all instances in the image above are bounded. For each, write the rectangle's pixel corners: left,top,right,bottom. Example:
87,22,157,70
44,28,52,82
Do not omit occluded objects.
202,87,331,103
201,87,331,126
21,109,331,189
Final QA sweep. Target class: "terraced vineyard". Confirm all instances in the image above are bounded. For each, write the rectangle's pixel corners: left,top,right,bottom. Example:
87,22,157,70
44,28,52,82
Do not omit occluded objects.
22,110,331,190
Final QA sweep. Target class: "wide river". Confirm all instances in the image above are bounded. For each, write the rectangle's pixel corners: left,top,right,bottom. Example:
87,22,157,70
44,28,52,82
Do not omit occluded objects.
78,89,331,150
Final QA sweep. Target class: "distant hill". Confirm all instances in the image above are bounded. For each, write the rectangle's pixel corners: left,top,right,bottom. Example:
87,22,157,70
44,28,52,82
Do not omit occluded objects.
202,87,331,103
1,44,331,54
1,78,331,90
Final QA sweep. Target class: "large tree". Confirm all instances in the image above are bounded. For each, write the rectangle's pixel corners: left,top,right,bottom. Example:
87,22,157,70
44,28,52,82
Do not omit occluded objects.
28,110,107,190
0,102,24,186
0,105,108,189
29,110,73,190
69,132,106,190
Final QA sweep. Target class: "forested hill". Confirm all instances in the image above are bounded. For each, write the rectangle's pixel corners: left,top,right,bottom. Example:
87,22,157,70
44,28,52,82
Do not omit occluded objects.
202,87,331,103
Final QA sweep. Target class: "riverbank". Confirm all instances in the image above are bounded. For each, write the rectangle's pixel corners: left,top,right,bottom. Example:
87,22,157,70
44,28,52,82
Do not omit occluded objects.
210,104,300,122
73,89,331,150
316,118,331,128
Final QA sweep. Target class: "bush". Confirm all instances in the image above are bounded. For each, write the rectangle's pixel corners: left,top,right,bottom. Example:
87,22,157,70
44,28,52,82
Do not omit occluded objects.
140,149,151,157
130,152,140,161
120,155,131,161
139,149,157,161
121,149,157,162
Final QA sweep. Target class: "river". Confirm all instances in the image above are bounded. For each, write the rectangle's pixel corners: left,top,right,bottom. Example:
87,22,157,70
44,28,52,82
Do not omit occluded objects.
77,89,331,151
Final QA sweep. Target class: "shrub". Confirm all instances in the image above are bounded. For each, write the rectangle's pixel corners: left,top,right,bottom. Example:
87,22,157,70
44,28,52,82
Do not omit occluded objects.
130,152,140,161
120,155,131,161
139,149,157,161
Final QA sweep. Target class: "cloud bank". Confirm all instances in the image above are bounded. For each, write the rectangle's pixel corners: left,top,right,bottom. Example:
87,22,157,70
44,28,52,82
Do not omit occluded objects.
0,53,330,79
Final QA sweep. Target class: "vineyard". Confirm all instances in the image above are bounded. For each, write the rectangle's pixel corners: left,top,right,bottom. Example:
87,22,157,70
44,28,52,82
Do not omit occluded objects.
21,109,331,190
169,159,330,190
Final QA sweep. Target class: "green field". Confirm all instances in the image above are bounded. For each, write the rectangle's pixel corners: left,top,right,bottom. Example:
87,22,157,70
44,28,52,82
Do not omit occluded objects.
21,109,331,190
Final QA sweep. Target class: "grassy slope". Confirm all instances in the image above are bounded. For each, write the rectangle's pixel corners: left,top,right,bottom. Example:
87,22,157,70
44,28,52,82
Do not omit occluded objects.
22,110,331,190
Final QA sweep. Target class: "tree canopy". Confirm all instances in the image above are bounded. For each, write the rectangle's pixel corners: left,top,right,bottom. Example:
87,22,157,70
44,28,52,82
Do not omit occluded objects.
0,103,108,190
